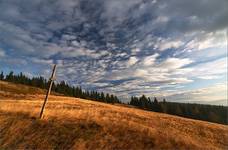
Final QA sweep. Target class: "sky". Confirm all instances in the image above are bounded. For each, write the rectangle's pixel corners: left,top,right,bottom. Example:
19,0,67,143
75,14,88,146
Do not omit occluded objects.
0,0,227,105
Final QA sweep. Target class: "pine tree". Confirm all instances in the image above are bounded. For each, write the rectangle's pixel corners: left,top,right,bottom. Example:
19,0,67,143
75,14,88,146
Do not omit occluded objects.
163,98,166,103
140,95,148,108
153,97,161,112
0,71,4,80
6,71,14,81
105,93,110,103
100,92,105,102
154,97,158,104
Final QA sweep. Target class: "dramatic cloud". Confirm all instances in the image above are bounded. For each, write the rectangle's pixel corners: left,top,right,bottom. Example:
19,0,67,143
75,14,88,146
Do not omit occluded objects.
0,0,227,105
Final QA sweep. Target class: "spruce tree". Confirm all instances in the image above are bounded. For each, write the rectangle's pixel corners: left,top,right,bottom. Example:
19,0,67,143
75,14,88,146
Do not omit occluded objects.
0,71,4,80
153,97,161,112
6,71,14,81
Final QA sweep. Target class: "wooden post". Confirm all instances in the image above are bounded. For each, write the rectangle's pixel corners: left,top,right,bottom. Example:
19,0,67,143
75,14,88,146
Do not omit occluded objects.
39,64,57,119
225,29,228,124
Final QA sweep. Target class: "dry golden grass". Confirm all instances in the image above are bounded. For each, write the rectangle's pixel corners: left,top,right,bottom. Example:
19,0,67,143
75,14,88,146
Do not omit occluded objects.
0,81,228,149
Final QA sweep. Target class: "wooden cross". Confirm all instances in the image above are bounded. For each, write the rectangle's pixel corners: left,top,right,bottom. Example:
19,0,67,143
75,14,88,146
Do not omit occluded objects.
39,64,57,119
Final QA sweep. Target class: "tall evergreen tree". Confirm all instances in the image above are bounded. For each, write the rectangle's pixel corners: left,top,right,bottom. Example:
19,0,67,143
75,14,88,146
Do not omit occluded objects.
6,71,14,81
0,71,4,80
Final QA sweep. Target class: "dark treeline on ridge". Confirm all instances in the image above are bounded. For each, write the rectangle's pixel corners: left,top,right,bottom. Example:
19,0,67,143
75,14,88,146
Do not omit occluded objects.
129,95,227,125
0,71,227,125
0,71,120,104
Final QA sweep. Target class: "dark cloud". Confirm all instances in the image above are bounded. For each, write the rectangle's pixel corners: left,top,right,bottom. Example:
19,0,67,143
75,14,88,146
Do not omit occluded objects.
0,0,227,103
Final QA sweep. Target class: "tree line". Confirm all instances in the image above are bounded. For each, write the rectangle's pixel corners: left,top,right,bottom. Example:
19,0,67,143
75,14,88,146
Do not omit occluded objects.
1,71,227,125
129,95,227,125
0,71,120,104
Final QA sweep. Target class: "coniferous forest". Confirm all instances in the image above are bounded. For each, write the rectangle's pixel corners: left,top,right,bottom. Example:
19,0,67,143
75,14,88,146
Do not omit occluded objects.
0,71,227,125
0,71,120,104
129,95,227,125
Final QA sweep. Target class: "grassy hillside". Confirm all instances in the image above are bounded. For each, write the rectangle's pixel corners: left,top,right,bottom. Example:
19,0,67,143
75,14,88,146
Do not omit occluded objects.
0,80,61,100
0,81,228,149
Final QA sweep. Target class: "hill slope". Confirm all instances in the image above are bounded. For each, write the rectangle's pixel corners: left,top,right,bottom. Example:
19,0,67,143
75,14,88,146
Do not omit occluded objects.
0,81,228,149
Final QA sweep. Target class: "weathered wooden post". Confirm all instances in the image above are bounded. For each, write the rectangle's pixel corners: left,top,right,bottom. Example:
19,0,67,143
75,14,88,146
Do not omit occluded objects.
39,64,57,119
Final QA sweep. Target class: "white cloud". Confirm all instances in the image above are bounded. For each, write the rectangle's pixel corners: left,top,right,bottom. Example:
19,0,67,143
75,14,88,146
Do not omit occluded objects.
61,48,109,59
0,48,5,57
127,56,138,66
115,52,128,57
131,48,141,54
154,16,169,24
31,58,54,65
159,58,193,70
104,55,194,96
0,21,59,58
190,57,227,80
155,38,184,51
166,82,227,105
197,75,221,80
184,30,227,51
142,53,159,66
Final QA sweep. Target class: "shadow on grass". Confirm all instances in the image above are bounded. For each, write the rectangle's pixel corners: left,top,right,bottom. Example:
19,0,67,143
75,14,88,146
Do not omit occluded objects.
0,111,101,149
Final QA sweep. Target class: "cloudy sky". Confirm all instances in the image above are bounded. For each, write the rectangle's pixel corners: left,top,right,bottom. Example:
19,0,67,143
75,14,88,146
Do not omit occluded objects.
0,0,227,105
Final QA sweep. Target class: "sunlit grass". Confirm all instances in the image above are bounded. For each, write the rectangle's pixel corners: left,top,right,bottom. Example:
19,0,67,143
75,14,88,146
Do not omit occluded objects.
0,81,228,149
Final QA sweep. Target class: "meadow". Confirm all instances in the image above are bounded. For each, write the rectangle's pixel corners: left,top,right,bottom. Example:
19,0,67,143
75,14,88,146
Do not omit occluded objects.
0,81,228,149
